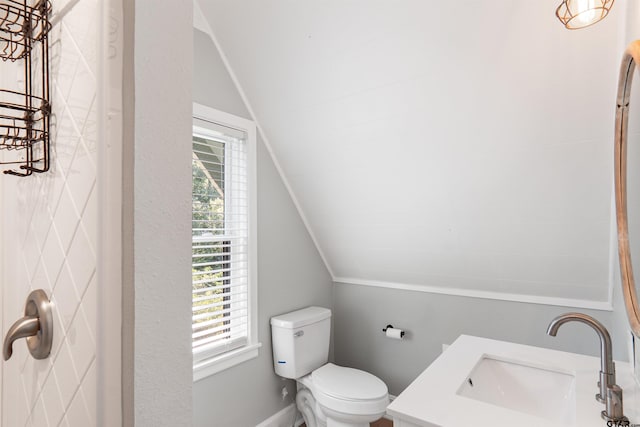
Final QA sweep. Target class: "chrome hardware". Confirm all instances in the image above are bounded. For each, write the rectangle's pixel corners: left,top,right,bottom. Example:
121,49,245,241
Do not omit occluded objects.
547,312,627,423
602,384,628,424
3,289,53,361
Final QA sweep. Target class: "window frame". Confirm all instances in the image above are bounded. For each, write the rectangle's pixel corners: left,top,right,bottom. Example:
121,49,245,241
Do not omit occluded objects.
192,103,259,381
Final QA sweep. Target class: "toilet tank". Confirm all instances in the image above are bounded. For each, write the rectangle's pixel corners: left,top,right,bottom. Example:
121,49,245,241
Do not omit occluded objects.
270,306,331,379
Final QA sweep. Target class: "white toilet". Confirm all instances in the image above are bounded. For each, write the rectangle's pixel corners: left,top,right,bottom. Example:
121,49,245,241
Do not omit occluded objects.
271,306,389,427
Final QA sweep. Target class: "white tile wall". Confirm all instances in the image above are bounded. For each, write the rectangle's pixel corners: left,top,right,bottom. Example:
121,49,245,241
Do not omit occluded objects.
2,0,98,425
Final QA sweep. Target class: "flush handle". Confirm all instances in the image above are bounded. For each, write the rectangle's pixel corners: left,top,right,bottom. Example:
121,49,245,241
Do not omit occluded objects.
3,289,53,361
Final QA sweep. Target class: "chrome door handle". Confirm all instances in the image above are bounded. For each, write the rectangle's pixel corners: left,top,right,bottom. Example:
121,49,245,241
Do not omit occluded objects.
3,289,53,361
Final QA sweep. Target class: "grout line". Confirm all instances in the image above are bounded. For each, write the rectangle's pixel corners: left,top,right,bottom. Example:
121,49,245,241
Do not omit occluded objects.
46,225,67,290
50,0,82,27
59,355,96,419
20,177,47,253
59,21,97,84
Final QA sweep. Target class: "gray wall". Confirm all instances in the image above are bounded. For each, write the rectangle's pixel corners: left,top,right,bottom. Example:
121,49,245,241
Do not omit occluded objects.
193,20,636,425
333,282,628,396
192,29,333,427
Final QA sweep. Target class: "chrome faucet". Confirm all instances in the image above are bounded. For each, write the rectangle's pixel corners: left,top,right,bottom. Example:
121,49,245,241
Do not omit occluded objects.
546,312,627,423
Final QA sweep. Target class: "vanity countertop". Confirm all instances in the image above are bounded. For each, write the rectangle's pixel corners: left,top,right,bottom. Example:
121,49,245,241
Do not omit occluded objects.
387,335,640,427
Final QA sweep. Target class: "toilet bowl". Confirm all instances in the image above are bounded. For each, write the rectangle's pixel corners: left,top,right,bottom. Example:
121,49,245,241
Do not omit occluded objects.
297,363,389,427
270,307,389,427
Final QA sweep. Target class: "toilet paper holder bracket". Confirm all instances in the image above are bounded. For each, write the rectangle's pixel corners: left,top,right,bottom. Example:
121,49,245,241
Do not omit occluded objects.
382,324,405,338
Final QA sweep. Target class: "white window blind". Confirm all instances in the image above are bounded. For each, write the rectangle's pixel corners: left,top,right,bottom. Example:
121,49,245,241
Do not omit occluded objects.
192,117,250,363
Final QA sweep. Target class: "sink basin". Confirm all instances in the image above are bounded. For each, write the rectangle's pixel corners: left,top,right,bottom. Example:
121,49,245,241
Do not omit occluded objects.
457,355,576,424
388,336,640,427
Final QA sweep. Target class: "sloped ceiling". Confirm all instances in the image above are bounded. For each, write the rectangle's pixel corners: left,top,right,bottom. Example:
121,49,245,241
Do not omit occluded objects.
198,0,622,305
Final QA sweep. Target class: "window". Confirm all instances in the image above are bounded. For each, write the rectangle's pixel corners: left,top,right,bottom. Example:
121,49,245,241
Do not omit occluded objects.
192,104,259,381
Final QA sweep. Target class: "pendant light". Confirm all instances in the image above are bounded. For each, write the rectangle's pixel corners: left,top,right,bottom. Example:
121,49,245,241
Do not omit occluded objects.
556,0,614,29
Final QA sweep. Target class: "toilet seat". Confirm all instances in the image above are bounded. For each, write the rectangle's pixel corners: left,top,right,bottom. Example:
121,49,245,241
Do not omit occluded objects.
312,363,387,401
305,363,389,417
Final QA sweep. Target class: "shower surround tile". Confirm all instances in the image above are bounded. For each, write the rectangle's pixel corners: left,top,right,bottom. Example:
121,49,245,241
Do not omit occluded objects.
1,0,99,425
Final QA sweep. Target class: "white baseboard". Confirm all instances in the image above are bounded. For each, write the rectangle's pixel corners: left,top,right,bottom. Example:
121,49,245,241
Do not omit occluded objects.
256,403,303,427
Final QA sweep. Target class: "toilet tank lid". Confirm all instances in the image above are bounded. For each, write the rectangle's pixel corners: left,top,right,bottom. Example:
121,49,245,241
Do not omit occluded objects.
270,306,331,329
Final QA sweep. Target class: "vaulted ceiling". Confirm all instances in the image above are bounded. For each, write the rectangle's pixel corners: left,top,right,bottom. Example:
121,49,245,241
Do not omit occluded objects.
198,0,623,306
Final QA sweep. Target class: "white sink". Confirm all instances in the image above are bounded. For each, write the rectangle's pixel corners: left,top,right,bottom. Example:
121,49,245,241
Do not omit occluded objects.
387,335,640,427
457,356,576,424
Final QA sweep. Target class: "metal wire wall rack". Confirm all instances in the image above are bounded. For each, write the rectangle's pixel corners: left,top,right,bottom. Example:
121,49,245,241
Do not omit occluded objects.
0,0,50,176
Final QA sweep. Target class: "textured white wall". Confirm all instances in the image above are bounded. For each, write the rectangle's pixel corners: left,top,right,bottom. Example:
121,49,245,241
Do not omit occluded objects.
199,0,620,307
331,0,640,400
1,0,99,425
132,0,193,426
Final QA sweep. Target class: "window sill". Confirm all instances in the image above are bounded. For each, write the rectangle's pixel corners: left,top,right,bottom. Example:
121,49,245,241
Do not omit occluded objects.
193,342,262,382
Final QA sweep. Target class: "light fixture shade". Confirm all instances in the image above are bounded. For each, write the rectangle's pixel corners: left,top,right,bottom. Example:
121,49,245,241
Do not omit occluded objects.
556,0,614,30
